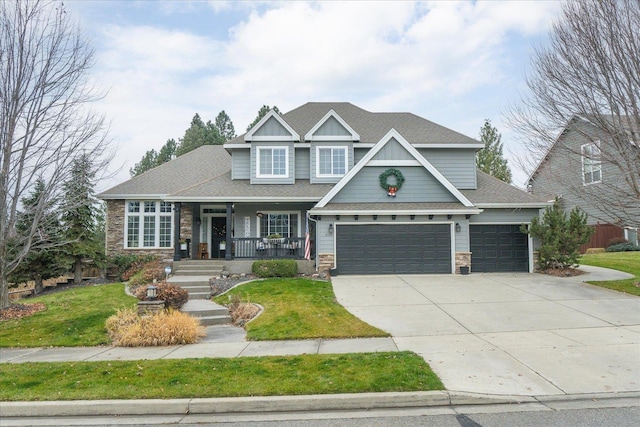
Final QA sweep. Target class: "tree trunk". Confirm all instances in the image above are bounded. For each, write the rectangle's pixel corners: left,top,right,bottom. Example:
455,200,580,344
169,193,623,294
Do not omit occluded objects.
34,275,43,295
73,258,83,284
0,276,9,309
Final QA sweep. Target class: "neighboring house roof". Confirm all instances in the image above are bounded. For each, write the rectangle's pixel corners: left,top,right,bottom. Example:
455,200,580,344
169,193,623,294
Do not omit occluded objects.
226,102,483,146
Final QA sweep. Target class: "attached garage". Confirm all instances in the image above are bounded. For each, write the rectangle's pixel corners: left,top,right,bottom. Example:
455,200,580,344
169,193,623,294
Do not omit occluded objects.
335,223,452,274
470,224,529,272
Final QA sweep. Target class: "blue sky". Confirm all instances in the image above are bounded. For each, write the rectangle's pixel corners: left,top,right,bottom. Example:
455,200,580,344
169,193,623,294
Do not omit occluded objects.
64,0,562,189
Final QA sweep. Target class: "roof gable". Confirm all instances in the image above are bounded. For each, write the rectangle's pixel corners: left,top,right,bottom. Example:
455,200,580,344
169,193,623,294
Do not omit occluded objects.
315,129,474,208
244,110,300,142
304,109,360,141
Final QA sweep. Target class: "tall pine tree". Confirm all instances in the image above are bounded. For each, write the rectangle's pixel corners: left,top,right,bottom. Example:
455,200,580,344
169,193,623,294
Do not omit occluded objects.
247,105,280,131
175,113,224,157
61,153,104,283
476,119,512,183
215,110,236,141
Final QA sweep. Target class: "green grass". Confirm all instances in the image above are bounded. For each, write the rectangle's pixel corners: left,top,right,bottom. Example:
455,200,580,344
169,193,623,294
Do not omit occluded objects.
214,278,389,340
0,284,137,347
579,252,640,296
0,352,443,401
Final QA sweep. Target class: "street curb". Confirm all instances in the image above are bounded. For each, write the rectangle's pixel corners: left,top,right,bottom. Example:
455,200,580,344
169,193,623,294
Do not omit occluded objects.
3,391,638,418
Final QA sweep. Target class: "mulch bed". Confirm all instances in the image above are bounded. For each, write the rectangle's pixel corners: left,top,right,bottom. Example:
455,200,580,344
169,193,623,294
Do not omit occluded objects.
0,303,47,321
541,267,585,277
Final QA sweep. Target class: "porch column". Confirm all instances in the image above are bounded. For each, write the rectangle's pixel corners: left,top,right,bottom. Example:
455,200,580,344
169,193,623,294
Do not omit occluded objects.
225,202,233,261
173,202,182,261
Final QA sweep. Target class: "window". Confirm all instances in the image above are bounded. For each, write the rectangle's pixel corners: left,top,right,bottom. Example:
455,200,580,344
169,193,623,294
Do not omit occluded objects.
257,147,288,177
317,146,347,177
125,201,173,248
582,142,602,184
259,213,299,238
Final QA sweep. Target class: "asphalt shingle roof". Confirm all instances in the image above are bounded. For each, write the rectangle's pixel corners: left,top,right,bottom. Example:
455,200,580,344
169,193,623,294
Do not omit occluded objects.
227,102,480,145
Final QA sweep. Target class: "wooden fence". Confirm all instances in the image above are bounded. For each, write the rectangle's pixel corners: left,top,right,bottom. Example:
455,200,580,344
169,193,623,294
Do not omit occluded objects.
579,224,624,253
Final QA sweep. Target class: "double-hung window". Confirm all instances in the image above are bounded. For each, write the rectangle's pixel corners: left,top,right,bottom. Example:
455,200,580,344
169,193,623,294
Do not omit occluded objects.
126,201,173,248
257,146,288,177
259,213,299,238
317,146,347,177
582,142,602,185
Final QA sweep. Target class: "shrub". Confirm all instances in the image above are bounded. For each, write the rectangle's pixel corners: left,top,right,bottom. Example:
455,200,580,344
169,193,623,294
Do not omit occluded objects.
606,243,640,252
226,294,260,326
135,282,189,309
106,308,205,347
606,237,629,248
252,259,297,278
109,254,157,281
121,256,161,282
126,260,167,291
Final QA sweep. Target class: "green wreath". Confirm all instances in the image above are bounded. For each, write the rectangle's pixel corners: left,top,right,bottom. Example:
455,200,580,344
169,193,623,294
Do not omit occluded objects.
379,168,405,191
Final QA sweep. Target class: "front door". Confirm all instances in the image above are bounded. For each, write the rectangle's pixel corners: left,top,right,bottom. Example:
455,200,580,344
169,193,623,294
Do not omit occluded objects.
211,217,226,259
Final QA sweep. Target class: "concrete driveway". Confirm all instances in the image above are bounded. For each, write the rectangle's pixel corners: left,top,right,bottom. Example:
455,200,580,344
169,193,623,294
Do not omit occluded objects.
331,266,640,396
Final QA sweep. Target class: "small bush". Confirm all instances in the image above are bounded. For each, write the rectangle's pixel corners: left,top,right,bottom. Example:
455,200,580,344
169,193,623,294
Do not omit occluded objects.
606,237,628,248
135,282,189,309
606,243,640,252
126,260,167,291
107,254,157,281
121,256,161,282
585,248,606,254
252,259,297,278
226,294,260,326
106,308,205,347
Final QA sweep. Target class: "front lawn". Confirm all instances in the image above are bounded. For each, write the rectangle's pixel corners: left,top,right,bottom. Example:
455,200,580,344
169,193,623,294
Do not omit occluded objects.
579,252,640,296
214,278,389,340
0,284,137,347
0,352,443,401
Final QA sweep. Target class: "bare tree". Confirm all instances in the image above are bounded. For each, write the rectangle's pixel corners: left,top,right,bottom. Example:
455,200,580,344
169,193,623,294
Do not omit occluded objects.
508,0,640,228
0,0,110,309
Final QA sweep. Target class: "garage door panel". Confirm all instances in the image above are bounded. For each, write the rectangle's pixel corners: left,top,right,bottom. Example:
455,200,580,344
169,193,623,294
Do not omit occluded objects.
336,224,451,274
470,225,529,273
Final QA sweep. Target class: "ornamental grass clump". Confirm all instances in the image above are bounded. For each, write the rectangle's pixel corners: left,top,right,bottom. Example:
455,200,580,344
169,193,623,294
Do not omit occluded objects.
106,308,205,347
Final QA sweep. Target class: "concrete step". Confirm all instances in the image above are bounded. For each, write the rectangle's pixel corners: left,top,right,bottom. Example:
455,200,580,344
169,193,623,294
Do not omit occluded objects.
173,269,223,276
181,300,231,325
187,292,210,300
174,261,225,268
198,315,233,326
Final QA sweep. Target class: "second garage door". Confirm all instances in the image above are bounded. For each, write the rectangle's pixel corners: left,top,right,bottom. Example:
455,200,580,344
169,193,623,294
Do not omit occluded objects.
470,224,529,272
335,224,452,274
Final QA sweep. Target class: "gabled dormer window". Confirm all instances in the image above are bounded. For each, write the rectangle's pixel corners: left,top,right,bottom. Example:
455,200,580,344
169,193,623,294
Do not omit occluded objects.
257,146,289,177
317,146,347,177
582,142,601,185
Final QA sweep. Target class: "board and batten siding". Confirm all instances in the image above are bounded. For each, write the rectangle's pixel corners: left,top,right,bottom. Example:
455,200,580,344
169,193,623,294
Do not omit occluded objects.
250,142,295,184
252,116,291,137
371,138,415,161
310,142,354,184
332,166,458,203
313,116,353,136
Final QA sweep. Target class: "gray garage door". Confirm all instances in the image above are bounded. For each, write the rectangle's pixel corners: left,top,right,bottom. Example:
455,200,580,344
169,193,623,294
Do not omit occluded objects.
470,224,529,272
335,224,452,274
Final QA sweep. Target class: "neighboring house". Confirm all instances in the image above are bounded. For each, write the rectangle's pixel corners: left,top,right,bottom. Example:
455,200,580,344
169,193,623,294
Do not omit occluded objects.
527,115,640,251
98,102,550,274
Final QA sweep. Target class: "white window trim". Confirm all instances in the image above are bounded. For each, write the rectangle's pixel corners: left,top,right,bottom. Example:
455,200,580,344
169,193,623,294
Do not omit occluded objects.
124,200,173,249
256,146,290,178
256,211,301,238
316,145,348,177
581,142,602,185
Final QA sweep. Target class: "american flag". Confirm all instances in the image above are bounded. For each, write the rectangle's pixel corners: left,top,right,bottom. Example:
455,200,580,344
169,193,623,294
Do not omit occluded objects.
304,212,311,260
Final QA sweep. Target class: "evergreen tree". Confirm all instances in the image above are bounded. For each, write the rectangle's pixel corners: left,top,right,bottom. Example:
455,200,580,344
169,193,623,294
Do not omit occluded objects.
247,105,280,131
129,149,158,177
524,199,593,270
476,119,512,183
156,138,177,164
175,113,224,157
215,110,236,141
60,153,104,283
10,179,65,295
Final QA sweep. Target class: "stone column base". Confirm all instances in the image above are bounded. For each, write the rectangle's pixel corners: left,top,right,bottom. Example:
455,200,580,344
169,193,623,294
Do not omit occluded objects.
455,252,472,274
318,253,334,274
137,300,165,316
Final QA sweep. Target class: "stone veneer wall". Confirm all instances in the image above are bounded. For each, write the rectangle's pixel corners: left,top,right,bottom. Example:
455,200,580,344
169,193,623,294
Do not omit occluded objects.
318,253,334,274
454,252,472,274
105,199,191,260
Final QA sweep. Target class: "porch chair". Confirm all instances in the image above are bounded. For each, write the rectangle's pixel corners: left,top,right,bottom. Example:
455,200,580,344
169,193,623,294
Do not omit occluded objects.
198,243,208,260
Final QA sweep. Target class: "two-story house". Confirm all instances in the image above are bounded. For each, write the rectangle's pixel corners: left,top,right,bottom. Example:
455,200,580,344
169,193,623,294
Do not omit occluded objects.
99,102,549,274
527,115,639,251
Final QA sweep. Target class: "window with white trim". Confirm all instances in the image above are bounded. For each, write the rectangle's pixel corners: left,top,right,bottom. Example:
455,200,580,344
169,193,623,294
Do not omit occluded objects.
317,146,347,177
257,146,288,177
582,142,602,184
258,213,299,238
126,201,173,248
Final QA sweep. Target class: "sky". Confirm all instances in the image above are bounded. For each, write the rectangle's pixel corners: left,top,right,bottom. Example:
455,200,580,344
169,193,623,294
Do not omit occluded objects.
63,0,563,191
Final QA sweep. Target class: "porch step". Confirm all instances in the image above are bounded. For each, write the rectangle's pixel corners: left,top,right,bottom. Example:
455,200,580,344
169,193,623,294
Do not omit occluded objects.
181,300,231,326
173,260,225,277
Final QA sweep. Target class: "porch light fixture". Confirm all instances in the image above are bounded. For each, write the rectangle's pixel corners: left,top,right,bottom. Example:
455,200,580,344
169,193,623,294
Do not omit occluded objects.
447,214,452,220
147,285,157,300
328,223,334,234
195,217,201,226
455,223,461,232
164,266,172,281
465,214,471,219
256,212,263,218
429,215,434,220
410,215,415,220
